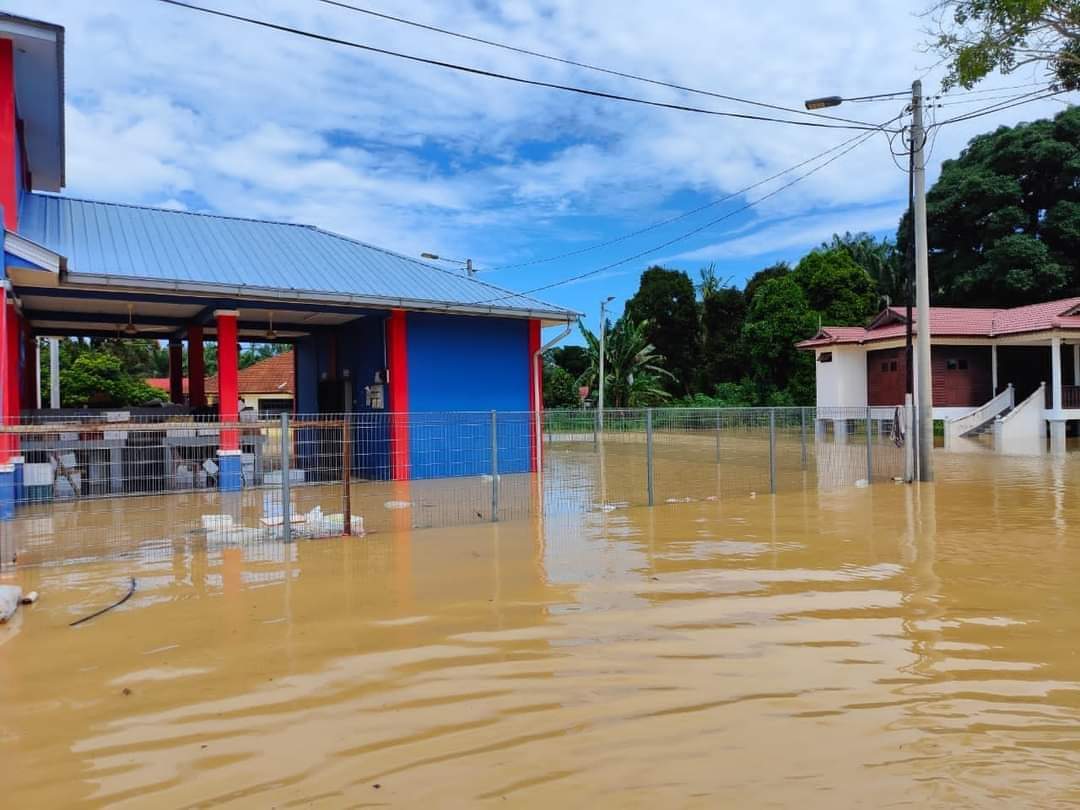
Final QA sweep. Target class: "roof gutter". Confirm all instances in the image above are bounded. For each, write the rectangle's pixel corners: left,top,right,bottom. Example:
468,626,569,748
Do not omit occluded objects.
61,271,581,324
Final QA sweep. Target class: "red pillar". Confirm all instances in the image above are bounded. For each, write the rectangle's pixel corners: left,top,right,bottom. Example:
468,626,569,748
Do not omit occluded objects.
0,285,9,462
216,311,239,450
0,39,17,231
188,325,206,408
387,309,410,481
528,319,541,472
168,339,184,404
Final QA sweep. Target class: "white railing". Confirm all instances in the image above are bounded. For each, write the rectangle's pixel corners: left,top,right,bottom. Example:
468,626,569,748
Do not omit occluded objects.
944,384,1014,449
993,383,1047,456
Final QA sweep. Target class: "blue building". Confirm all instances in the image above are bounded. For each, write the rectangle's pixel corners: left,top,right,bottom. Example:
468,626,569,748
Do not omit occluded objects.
0,12,576,512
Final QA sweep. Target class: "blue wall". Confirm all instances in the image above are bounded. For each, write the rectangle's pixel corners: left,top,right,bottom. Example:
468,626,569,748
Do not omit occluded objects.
293,312,535,481
294,317,391,480
406,313,531,478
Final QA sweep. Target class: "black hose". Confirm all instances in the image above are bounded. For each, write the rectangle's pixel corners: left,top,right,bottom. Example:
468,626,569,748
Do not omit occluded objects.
69,578,136,627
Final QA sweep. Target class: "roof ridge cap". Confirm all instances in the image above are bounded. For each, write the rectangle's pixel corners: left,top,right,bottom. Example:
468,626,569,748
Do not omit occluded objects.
27,192,312,228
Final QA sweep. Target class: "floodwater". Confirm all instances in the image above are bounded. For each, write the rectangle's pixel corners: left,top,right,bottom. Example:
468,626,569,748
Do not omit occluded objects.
3,450,1080,807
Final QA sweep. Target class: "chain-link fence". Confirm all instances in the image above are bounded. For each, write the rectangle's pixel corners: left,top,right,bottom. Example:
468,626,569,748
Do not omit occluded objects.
0,406,908,566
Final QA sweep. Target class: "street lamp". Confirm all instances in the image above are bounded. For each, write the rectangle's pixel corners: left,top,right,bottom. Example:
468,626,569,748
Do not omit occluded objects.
598,296,615,433
804,95,843,110
802,84,933,482
420,251,474,277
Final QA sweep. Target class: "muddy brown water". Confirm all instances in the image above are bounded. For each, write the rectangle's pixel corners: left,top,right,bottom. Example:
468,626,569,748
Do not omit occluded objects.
2,450,1080,807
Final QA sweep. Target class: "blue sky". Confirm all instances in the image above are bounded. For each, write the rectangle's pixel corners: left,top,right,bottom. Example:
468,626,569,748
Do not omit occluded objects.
12,0,1072,339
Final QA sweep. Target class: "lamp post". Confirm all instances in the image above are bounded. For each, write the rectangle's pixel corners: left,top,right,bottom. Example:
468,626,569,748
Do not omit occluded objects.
598,296,615,434
420,251,474,277
803,83,933,482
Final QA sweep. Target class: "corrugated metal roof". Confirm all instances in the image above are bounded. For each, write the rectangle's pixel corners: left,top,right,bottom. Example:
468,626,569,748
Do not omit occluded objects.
17,193,575,319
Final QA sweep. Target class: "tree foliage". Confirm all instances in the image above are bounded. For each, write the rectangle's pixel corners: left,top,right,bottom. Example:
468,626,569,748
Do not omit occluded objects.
57,352,168,408
740,276,818,404
928,0,1080,89
624,266,701,396
543,362,579,408
698,265,747,386
898,105,1080,305
792,247,880,325
578,318,673,407
546,344,589,378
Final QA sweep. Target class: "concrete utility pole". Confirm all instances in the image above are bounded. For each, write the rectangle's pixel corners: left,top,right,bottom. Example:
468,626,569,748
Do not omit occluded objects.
49,336,60,409
911,80,934,481
598,296,614,433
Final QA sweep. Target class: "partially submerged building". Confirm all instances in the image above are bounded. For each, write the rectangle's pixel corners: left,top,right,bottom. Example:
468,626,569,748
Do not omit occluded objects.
799,300,1080,454
0,13,576,515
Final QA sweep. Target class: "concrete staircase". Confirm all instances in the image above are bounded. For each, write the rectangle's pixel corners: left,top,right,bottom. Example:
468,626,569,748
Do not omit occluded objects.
944,385,1015,450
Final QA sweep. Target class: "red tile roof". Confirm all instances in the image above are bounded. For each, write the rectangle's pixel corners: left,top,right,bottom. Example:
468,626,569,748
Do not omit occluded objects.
798,297,1080,348
146,377,188,394
206,350,294,395
145,350,294,396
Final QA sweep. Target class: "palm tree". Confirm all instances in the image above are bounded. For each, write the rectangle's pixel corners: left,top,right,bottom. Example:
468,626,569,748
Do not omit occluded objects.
578,317,674,407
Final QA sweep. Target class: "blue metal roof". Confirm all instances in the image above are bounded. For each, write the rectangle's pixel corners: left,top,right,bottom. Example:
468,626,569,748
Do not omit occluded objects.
16,193,575,319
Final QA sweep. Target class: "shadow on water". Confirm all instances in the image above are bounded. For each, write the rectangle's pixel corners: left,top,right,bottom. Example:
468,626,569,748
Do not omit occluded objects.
2,450,1080,806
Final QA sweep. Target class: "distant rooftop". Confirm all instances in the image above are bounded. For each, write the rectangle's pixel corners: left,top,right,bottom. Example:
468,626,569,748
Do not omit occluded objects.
798,298,1080,348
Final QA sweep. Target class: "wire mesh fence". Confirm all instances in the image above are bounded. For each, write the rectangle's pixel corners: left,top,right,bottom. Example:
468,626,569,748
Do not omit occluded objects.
0,406,908,566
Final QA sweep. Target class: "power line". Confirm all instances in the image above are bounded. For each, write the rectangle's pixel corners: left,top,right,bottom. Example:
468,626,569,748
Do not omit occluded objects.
484,113,905,273
933,88,1070,127
316,0,885,129
469,128,881,304
155,0,890,132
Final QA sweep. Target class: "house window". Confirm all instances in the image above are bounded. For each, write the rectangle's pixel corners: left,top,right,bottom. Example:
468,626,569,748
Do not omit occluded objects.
818,352,833,363
889,360,898,371
880,362,889,372
946,358,968,371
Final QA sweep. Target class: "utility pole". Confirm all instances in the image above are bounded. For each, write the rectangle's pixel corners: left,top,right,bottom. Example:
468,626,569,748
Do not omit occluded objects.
911,80,934,481
49,336,60,409
598,296,614,433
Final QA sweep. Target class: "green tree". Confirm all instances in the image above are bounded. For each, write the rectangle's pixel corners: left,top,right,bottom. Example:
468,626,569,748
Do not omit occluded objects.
578,318,674,407
698,265,748,386
792,247,880,325
624,266,701,395
740,276,817,404
897,106,1080,305
928,0,1080,89
59,353,167,408
744,261,792,305
543,363,579,408
822,232,904,305
547,344,589,378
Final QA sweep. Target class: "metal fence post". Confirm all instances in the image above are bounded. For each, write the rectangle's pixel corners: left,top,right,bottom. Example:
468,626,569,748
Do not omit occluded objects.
768,409,777,494
645,408,654,506
280,412,292,543
800,407,808,470
865,409,873,483
490,410,499,522
715,407,721,464
342,413,352,536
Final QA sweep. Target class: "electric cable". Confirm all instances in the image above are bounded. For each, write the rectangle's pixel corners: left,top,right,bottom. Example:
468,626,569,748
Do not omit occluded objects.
316,0,887,129
155,0,891,132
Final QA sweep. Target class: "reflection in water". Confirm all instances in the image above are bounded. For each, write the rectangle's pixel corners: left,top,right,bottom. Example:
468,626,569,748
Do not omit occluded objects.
3,452,1080,807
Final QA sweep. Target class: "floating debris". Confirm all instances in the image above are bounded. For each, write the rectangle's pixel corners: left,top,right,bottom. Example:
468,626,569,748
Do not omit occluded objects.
0,585,22,623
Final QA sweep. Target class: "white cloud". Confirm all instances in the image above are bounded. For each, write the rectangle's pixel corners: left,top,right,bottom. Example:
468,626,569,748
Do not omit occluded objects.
8,0,1073,295
671,204,903,263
